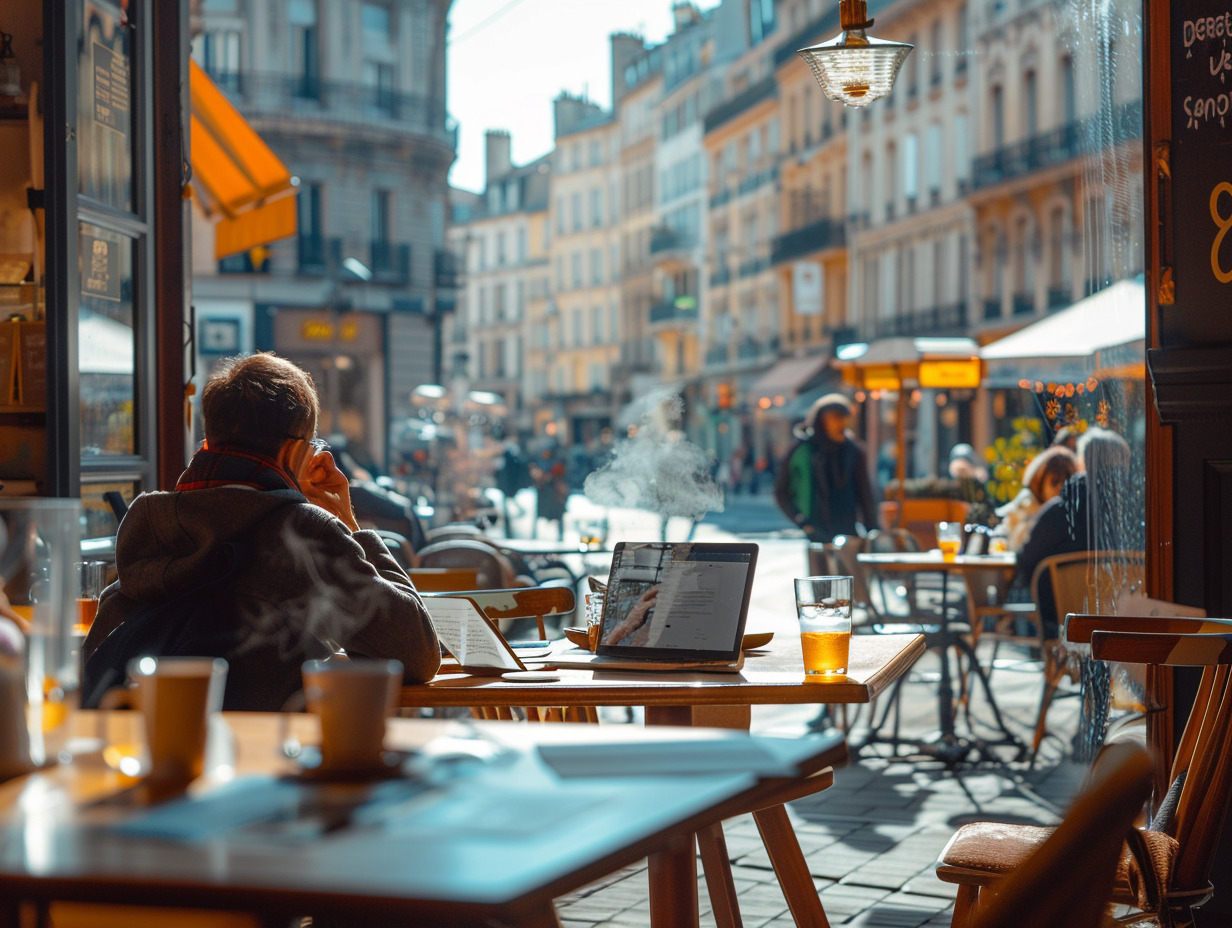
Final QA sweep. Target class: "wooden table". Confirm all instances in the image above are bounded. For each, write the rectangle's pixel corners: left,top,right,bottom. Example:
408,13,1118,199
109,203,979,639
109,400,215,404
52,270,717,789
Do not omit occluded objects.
401,632,926,928
0,713,841,928
857,552,1021,761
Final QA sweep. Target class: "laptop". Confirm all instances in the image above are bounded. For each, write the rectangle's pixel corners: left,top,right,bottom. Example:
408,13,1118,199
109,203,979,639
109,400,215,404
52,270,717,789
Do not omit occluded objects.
549,541,759,673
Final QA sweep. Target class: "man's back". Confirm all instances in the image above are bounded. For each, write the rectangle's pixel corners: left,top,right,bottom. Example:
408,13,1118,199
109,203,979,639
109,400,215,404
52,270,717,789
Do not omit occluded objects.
86,485,440,710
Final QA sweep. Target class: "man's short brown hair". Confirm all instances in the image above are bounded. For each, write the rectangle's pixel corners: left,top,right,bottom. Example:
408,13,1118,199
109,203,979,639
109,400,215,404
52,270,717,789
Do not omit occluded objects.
201,353,320,457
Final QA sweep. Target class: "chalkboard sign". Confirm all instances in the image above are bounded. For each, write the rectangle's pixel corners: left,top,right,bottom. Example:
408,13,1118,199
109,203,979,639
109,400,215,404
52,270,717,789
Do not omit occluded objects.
1170,7,1232,343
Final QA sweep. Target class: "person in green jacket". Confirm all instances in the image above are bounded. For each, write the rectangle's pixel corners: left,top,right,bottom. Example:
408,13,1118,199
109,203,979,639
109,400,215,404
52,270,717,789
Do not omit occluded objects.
774,393,879,543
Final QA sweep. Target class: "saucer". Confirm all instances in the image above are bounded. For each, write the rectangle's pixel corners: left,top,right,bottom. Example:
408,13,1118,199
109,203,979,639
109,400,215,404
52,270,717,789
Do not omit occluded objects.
289,746,410,782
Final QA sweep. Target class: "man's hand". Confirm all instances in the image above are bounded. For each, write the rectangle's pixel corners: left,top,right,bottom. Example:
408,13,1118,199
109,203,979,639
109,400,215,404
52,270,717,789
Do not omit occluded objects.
301,450,361,532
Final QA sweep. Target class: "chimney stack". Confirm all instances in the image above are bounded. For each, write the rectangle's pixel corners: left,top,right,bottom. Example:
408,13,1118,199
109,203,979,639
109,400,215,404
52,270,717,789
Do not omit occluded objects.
484,130,513,188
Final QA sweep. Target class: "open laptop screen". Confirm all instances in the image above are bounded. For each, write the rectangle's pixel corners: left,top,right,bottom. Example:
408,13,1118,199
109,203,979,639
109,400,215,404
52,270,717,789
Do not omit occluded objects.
597,542,759,662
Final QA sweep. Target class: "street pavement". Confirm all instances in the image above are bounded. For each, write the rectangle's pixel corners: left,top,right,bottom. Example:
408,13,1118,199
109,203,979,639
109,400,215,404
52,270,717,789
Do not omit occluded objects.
489,488,1089,927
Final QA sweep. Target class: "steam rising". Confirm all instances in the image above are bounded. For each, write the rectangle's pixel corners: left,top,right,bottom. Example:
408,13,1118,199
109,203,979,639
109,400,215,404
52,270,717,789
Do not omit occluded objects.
584,391,724,521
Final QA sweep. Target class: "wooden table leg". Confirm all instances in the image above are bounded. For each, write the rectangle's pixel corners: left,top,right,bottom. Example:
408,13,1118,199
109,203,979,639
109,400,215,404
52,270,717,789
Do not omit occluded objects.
510,899,565,928
697,822,743,928
648,832,699,928
752,804,831,928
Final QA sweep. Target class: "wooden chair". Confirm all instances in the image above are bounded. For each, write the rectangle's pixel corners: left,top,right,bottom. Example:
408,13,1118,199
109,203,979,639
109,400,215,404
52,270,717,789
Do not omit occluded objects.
408,566,482,592
878,498,970,551
417,539,526,589
965,742,1154,928
937,617,1232,928
1023,550,1146,762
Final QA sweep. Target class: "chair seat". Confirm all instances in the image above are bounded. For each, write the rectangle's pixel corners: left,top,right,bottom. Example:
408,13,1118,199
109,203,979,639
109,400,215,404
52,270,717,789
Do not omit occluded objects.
938,820,1178,911
937,822,1056,884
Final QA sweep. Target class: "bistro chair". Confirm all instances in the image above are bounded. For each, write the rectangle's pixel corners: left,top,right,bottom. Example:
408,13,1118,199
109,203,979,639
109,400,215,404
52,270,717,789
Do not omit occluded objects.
408,566,482,592
416,539,528,589
371,528,417,570
965,742,1154,928
937,617,1232,928
1025,550,1145,763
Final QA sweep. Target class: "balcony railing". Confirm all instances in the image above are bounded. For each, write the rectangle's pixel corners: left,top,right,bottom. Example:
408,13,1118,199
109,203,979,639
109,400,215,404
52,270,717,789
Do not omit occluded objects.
737,165,779,197
371,240,411,283
867,303,969,340
710,267,732,288
983,298,1002,320
739,257,769,278
709,187,733,209
1012,292,1035,315
435,250,460,290
650,227,694,256
201,66,456,147
649,300,699,325
773,6,841,66
972,101,1142,189
705,345,730,367
297,235,326,274
771,218,846,265
1048,285,1071,309
704,76,777,134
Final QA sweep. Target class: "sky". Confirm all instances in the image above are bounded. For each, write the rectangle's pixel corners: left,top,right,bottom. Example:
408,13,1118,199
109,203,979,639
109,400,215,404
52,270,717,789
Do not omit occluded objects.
446,0,696,193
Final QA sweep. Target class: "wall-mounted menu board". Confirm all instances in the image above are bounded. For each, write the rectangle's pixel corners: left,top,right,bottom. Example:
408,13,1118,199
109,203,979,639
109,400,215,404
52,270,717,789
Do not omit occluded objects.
1169,8,1232,343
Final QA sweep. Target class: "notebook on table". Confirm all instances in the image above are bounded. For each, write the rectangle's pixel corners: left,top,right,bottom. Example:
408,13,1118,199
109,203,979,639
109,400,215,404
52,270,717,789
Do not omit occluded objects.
549,541,759,673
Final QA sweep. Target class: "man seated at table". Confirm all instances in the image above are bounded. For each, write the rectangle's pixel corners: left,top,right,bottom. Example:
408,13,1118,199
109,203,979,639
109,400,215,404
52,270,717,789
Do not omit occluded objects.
83,353,440,710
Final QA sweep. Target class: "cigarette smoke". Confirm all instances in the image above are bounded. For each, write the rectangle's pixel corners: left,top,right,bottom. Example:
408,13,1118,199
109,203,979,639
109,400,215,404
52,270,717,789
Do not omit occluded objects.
583,391,724,521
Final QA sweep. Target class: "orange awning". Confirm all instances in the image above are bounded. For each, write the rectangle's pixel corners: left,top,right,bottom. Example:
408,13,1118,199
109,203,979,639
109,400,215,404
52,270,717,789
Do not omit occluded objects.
188,60,298,260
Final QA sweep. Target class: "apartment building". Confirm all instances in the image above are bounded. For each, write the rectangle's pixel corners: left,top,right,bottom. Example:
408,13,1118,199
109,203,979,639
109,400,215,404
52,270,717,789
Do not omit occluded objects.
544,95,624,447
190,0,456,465
459,132,551,432
648,5,714,400
614,37,664,418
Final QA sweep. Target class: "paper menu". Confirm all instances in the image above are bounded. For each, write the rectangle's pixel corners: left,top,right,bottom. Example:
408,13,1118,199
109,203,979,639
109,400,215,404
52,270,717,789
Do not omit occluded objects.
425,597,522,670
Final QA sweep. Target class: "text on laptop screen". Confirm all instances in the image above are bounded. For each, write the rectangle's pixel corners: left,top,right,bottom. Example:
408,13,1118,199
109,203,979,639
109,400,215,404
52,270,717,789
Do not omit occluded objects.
600,543,753,652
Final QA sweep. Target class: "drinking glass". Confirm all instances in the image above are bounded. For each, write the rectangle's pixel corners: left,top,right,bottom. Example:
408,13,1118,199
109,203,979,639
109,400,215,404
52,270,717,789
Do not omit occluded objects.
75,561,107,634
794,576,852,677
0,499,81,767
937,522,963,562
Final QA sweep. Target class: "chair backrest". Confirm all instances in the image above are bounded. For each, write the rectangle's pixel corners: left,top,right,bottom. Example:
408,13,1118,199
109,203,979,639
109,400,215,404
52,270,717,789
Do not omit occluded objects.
417,540,516,590
372,529,417,570
462,587,576,641
1084,624,1232,903
408,567,482,593
423,523,486,545
971,742,1153,928
879,498,970,550
1033,550,1145,622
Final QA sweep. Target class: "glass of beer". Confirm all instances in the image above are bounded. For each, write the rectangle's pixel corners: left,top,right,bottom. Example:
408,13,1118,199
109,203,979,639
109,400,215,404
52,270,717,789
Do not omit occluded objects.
937,522,963,563
795,576,852,677
76,561,107,635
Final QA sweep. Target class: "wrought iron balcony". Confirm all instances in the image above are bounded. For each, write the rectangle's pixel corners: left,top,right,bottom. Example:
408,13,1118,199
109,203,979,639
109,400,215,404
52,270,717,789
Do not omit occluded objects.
703,76,777,134
202,66,456,147
867,304,970,340
435,250,460,290
983,298,1002,320
648,299,699,325
297,235,327,274
371,241,411,284
1047,285,1071,309
771,218,846,265
710,267,732,288
649,227,695,257
1012,292,1035,315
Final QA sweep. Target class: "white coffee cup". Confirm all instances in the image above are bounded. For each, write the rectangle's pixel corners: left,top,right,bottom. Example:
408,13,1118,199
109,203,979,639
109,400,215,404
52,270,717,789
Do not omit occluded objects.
302,659,403,771
126,656,228,785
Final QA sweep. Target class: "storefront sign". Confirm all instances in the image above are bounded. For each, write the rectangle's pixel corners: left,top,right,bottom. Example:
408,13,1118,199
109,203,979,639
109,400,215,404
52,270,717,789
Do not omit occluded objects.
1171,6,1232,339
91,41,130,138
792,262,824,316
918,358,982,389
276,309,382,353
80,232,122,302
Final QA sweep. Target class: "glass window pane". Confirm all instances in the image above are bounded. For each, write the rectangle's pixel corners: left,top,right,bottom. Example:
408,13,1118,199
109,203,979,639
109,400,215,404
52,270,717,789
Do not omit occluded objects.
78,223,135,456
79,0,134,212
81,479,139,539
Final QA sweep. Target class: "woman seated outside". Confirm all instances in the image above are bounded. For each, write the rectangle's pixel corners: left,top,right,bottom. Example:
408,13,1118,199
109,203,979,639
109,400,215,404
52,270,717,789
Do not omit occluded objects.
1012,427,1141,638
995,446,1078,551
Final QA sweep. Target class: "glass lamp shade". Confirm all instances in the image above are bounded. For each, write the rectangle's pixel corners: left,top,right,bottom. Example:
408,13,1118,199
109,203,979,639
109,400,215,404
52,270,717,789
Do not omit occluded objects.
798,31,914,108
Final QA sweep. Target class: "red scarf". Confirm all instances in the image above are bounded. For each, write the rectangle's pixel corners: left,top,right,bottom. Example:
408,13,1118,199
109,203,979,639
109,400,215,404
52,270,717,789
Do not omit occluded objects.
176,444,300,493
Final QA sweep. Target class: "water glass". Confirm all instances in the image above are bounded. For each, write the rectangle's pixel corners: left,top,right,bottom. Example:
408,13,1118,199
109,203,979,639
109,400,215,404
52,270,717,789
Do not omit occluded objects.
76,560,107,634
794,575,853,677
584,591,605,651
